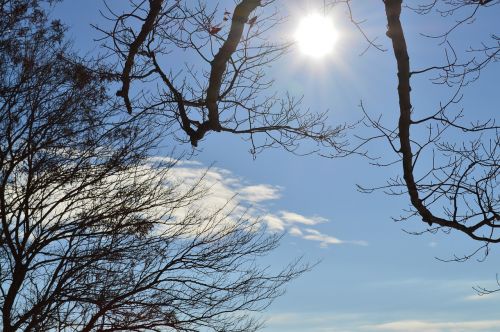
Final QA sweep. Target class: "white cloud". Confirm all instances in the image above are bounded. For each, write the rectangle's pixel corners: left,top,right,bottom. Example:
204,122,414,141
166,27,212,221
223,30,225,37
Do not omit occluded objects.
163,160,366,247
15,155,364,248
280,211,327,225
464,292,500,302
265,312,365,332
302,228,343,247
266,312,500,332
262,214,286,231
289,227,303,236
364,319,500,332
239,184,281,202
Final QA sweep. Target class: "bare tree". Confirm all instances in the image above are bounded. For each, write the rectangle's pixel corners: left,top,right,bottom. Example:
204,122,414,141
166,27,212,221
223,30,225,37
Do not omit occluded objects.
331,0,498,257
96,0,349,156
0,1,306,331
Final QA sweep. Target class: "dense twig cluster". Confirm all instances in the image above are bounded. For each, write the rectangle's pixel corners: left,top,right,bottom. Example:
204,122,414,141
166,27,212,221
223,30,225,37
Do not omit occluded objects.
0,1,306,331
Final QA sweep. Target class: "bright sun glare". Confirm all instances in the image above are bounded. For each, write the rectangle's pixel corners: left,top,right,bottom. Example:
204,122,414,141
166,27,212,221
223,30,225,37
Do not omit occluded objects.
295,13,338,59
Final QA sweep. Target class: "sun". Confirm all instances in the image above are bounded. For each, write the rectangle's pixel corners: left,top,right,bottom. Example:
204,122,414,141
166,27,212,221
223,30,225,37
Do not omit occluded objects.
295,13,338,59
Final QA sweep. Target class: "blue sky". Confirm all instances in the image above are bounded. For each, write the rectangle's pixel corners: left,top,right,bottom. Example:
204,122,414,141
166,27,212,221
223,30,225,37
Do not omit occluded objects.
53,1,499,331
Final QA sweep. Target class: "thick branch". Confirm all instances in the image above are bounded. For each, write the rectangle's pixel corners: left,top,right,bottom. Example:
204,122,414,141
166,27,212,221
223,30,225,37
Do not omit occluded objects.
116,0,164,114
205,0,261,131
384,0,499,242
385,0,435,224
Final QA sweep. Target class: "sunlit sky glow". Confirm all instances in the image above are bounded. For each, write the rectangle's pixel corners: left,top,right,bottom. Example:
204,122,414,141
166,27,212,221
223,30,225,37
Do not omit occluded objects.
295,13,338,58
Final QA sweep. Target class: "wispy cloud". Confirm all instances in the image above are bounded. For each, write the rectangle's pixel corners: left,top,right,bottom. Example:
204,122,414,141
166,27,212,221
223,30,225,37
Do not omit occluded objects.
279,211,327,225
239,184,281,203
302,228,343,247
266,312,500,332
262,214,286,231
162,159,366,247
266,312,365,332
464,292,500,302
289,227,303,236
299,228,368,247
364,319,500,332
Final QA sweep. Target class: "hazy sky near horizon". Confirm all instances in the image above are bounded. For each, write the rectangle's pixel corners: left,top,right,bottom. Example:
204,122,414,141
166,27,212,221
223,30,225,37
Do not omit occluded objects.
53,1,499,331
